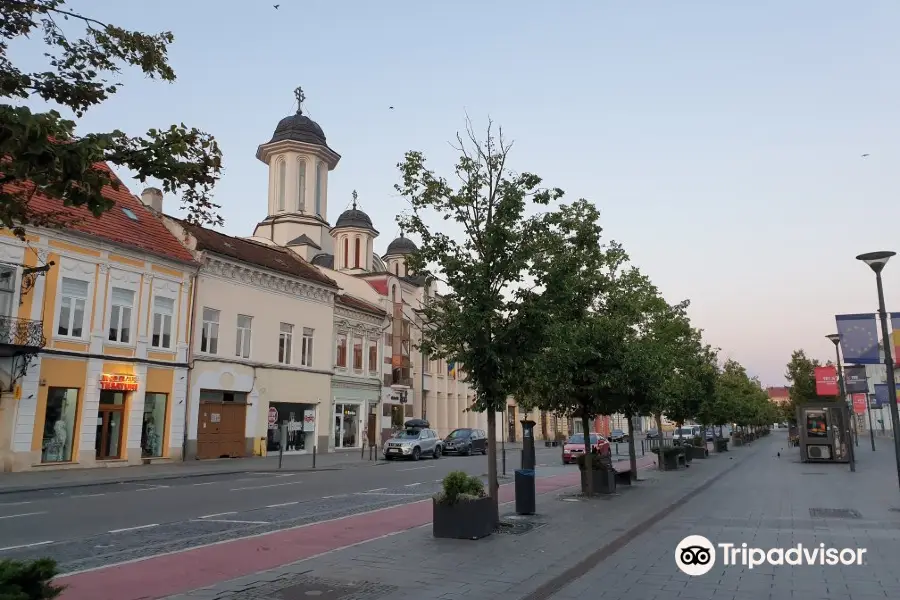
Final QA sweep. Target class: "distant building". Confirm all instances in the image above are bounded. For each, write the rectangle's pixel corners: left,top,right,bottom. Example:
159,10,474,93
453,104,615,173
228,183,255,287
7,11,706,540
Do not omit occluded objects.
767,386,791,404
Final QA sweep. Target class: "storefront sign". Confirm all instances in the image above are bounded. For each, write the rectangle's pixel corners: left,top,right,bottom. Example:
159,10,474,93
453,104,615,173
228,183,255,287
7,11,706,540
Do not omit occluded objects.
304,409,315,426
99,373,139,391
814,366,839,396
851,393,867,414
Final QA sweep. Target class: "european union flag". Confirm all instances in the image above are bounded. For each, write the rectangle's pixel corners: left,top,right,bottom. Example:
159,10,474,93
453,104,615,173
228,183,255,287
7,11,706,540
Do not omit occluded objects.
835,313,880,364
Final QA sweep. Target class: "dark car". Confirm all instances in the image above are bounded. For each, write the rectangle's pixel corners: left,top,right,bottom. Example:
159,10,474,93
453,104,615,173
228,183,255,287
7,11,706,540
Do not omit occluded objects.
443,428,487,456
609,429,628,443
645,428,660,439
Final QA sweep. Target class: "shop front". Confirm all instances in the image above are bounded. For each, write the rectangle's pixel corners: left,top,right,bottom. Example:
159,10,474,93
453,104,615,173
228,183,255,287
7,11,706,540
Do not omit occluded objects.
266,401,316,454
332,377,380,451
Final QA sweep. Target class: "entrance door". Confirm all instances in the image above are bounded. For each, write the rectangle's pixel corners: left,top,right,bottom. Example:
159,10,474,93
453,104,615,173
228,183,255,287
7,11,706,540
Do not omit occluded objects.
334,404,359,448
96,390,125,459
197,400,247,459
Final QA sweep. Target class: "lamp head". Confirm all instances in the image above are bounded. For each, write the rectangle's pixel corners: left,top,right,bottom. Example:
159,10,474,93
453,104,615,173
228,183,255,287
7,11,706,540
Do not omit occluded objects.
826,333,841,346
856,251,896,274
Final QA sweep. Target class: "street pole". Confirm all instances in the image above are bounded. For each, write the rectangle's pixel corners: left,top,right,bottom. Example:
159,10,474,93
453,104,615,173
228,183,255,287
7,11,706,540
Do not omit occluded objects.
867,397,876,451
857,251,900,490
828,336,855,472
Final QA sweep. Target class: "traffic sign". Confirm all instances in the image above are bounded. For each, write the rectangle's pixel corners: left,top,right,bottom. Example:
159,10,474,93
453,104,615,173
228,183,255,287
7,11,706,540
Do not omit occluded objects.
268,406,279,425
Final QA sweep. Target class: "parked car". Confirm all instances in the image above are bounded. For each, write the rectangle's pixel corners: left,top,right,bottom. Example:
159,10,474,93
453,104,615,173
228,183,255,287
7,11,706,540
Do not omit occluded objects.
443,428,488,456
608,429,628,443
562,433,610,465
645,428,660,440
673,425,701,445
383,427,443,460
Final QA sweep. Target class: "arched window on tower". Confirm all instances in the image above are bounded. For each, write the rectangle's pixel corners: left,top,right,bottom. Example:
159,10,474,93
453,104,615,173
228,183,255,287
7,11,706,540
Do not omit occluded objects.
394,262,399,276
343,237,349,269
315,162,325,216
297,158,306,212
276,159,286,211
354,237,361,269
392,284,398,302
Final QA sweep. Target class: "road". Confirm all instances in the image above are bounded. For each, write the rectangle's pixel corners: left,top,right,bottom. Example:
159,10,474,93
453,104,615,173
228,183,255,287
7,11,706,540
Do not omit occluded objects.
0,445,603,574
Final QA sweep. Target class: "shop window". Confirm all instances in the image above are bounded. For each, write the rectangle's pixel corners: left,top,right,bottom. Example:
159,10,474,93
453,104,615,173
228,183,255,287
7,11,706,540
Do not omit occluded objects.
301,327,314,367
142,393,167,458
335,333,347,368
368,342,378,373
108,287,135,343
279,322,293,364
236,314,252,358
151,296,175,349
390,404,404,430
353,336,363,370
201,307,219,353
41,387,78,463
0,266,15,317
57,277,88,338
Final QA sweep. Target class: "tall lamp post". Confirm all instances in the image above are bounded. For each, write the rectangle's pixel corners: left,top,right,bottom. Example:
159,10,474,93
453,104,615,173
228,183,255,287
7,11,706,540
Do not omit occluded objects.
856,250,900,488
826,333,856,472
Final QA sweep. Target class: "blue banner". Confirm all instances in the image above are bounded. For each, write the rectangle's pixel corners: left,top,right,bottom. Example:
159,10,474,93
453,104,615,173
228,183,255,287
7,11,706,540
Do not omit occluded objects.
835,314,880,364
874,384,890,407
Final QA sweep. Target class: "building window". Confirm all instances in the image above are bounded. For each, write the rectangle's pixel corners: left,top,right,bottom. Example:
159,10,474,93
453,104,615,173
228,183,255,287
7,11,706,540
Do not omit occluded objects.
394,263,399,276
108,287,135,343
201,307,219,353
57,277,88,338
0,266,15,317
301,327,314,367
236,314,252,358
151,296,175,349
335,333,347,368
315,161,325,216
41,387,78,463
343,237,349,269
391,284,397,302
368,342,378,373
354,238,361,269
353,336,363,370
142,392,167,458
297,158,306,211
279,322,293,364
276,159,286,211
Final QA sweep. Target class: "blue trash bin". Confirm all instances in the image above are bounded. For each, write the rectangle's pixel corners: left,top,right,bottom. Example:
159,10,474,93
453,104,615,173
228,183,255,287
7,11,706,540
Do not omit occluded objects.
514,468,536,515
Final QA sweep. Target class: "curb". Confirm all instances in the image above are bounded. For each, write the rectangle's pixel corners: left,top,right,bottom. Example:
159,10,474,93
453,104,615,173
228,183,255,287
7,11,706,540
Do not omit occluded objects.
519,440,766,600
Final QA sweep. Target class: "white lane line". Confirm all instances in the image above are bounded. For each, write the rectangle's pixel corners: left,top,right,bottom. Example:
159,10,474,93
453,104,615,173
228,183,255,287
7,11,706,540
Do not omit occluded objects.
193,519,269,525
275,473,298,478
197,511,237,519
322,494,346,499
71,493,106,498
404,482,422,487
364,487,387,492
398,465,434,471
108,524,158,534
192,481,217,486
356,492,422,497
230,480,303,492
0,511,46,520
434,479,443,483
265,501,298,508
0,501,32,507
0,540,55,552
134,485,170,492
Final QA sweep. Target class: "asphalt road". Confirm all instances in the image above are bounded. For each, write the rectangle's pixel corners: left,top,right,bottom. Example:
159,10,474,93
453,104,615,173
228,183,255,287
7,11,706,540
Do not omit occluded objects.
0,446,598,574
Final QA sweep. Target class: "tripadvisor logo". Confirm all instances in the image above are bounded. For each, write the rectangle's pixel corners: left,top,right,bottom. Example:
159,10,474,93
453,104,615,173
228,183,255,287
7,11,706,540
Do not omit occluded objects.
675,535,867,576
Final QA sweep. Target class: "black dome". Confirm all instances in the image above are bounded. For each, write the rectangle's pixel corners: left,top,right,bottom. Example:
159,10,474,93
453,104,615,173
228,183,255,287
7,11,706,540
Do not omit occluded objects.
334,208,374,231
385,234,418,256
268,112,327,146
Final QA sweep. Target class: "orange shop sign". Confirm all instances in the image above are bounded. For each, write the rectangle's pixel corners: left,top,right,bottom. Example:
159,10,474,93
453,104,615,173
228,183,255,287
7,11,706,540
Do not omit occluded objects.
99,373,139,391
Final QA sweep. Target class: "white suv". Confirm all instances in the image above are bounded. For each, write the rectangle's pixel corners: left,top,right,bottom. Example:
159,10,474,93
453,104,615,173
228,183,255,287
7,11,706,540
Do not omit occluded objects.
383,428,443,460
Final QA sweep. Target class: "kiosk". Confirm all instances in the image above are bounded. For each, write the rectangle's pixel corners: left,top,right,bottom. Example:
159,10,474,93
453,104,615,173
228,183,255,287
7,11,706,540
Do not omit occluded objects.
797,402,853,464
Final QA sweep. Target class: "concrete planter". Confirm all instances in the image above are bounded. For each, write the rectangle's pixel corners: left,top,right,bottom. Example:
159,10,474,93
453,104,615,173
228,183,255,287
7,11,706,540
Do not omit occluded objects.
714,439,729,452
433,496,494,540
579,468,616,495
687,445,708,459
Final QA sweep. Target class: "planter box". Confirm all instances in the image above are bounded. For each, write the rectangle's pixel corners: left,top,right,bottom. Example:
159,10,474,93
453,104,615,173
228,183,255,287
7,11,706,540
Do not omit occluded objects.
733,437,744,447
714,439,729,452
659,451,682,471
683,448,693,463
687,445,708,459
580,468,616,495
433,496,494,540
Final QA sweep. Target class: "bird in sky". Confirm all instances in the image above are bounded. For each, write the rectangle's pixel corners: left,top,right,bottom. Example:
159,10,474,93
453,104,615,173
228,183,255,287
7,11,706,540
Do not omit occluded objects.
389,106,395,110
274,4,280,9
862,153,870,157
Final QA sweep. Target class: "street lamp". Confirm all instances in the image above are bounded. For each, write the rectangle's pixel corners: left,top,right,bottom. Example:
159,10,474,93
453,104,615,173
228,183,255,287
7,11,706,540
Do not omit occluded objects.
826,333,856,472
856,250,900,488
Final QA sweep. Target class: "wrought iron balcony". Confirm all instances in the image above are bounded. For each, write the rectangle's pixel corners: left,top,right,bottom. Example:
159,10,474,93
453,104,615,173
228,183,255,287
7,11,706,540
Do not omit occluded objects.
0,315,46,355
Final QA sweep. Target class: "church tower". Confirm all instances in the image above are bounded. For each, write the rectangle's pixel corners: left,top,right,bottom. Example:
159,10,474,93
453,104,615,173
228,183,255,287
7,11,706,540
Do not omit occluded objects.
331,191,378,274
252,88,340,257
383,232,418,278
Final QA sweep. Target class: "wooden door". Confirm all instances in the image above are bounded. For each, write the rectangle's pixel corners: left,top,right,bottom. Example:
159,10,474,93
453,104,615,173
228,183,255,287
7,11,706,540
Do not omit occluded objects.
197,402,247,459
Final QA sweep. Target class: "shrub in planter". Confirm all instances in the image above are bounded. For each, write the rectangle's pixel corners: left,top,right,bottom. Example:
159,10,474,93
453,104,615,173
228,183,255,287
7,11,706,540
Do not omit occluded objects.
576,452,616,494
433,471,493,540
688,444,708,459
0,558,65,600
715,438,729,452
652,446,684,470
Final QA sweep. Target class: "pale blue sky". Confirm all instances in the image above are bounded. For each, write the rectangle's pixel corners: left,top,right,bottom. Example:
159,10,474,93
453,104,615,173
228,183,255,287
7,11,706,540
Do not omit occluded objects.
12,1,900,385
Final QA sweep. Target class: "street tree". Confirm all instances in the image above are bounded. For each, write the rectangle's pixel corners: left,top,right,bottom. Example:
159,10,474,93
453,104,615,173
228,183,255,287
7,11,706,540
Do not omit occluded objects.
396,121,563,523
1,0,223,237
783,349,834,423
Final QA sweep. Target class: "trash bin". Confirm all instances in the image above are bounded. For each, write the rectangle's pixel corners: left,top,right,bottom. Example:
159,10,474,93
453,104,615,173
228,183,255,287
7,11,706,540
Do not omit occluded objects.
515,468,536,515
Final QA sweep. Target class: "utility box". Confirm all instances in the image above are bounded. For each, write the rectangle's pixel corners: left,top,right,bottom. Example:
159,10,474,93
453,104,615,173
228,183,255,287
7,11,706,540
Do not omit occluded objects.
797,402,852,463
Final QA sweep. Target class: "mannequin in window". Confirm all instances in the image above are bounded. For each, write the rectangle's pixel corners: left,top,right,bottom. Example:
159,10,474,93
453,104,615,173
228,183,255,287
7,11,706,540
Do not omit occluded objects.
142,413,161,457
44,419,68,462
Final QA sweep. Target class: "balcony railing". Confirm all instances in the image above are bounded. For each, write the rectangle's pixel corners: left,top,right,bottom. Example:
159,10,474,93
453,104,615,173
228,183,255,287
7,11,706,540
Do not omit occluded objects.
0,316,46,351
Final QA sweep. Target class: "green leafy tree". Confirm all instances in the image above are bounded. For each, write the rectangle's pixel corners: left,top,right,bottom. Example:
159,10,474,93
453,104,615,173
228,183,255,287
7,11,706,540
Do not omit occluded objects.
783,349,835,423
397,121,562,523
1,0,223,237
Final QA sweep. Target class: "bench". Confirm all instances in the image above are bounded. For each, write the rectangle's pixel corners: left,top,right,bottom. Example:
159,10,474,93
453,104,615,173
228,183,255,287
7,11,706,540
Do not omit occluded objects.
614,466,632,485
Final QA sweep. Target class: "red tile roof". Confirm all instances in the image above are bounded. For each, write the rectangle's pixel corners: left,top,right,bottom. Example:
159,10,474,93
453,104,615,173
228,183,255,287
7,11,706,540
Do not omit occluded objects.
176,220,338,288
365,278,388,297
5,165,195,264
336,294,386,316
767,386,790,399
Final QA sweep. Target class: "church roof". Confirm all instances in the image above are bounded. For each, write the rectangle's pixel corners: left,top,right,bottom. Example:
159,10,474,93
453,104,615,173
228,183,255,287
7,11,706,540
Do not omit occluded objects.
385,233,418,256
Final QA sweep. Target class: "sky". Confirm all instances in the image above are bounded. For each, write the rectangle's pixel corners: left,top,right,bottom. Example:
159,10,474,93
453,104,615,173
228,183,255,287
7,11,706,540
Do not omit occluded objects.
10,0,900,386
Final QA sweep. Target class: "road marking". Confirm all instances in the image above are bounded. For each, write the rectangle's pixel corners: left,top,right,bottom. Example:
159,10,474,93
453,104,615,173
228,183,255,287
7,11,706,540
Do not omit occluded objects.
193,519,269,525
356,492,422,496
134,485,170,492
265,501,298,508
192,481,217,486
0,540,54,552
71,493,106,498
230,480,303,492
197,512,237,519
108,524,158,534
322,494,347,499
275,473,298,478
398,465,434,471
404,482,422,487
0,501,32,507
364,487,387,492
0,511,46,520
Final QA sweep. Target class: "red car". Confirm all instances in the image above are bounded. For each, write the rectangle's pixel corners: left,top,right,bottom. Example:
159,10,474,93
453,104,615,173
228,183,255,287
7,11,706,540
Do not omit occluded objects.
562,433,610,465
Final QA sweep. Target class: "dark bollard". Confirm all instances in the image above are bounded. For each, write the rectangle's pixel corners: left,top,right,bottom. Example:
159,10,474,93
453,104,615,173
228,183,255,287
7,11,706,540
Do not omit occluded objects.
502,447,507,476
515,419,538,515
278,423,287,469
361,443,366,459
312,444,317,468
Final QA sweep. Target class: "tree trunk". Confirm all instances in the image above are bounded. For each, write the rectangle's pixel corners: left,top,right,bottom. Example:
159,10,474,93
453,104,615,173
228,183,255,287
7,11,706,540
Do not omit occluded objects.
486,408,499,526
581,412,593,497
626,412,637,481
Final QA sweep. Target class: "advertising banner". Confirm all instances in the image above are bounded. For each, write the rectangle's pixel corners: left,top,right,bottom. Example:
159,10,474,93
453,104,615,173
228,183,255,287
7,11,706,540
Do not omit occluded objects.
892,313,900,367
843,366,868,394
835,314,880,364
851,393,867,414
873,384,900,407
814,366,839,396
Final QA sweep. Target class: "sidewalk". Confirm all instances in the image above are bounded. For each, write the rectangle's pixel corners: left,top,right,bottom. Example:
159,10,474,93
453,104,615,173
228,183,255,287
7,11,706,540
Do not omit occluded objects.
54,441,759,600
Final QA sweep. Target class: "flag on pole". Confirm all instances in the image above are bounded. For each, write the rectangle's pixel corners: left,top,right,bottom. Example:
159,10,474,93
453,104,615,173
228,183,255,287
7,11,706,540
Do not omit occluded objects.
835,314,880,364
447,361,457,378
843,366,868,394
891,313,900,366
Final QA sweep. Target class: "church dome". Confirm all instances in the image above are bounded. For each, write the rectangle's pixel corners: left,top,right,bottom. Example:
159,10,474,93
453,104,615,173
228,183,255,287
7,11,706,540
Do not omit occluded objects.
385,234,418,256
335,208,374,231
268,112,327,147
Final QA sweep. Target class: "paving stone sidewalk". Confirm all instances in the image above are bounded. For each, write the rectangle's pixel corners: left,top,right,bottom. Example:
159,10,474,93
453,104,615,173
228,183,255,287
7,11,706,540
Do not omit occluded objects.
549,436,900,600
164,440,763,600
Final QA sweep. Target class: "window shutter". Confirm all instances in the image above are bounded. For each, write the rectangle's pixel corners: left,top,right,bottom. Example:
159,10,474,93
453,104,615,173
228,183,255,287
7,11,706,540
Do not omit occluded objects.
111,287,134,306
61,278,89,297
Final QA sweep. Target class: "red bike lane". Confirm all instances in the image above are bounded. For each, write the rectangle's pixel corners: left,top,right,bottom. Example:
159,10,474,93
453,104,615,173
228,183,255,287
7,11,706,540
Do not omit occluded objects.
58,456,657,600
